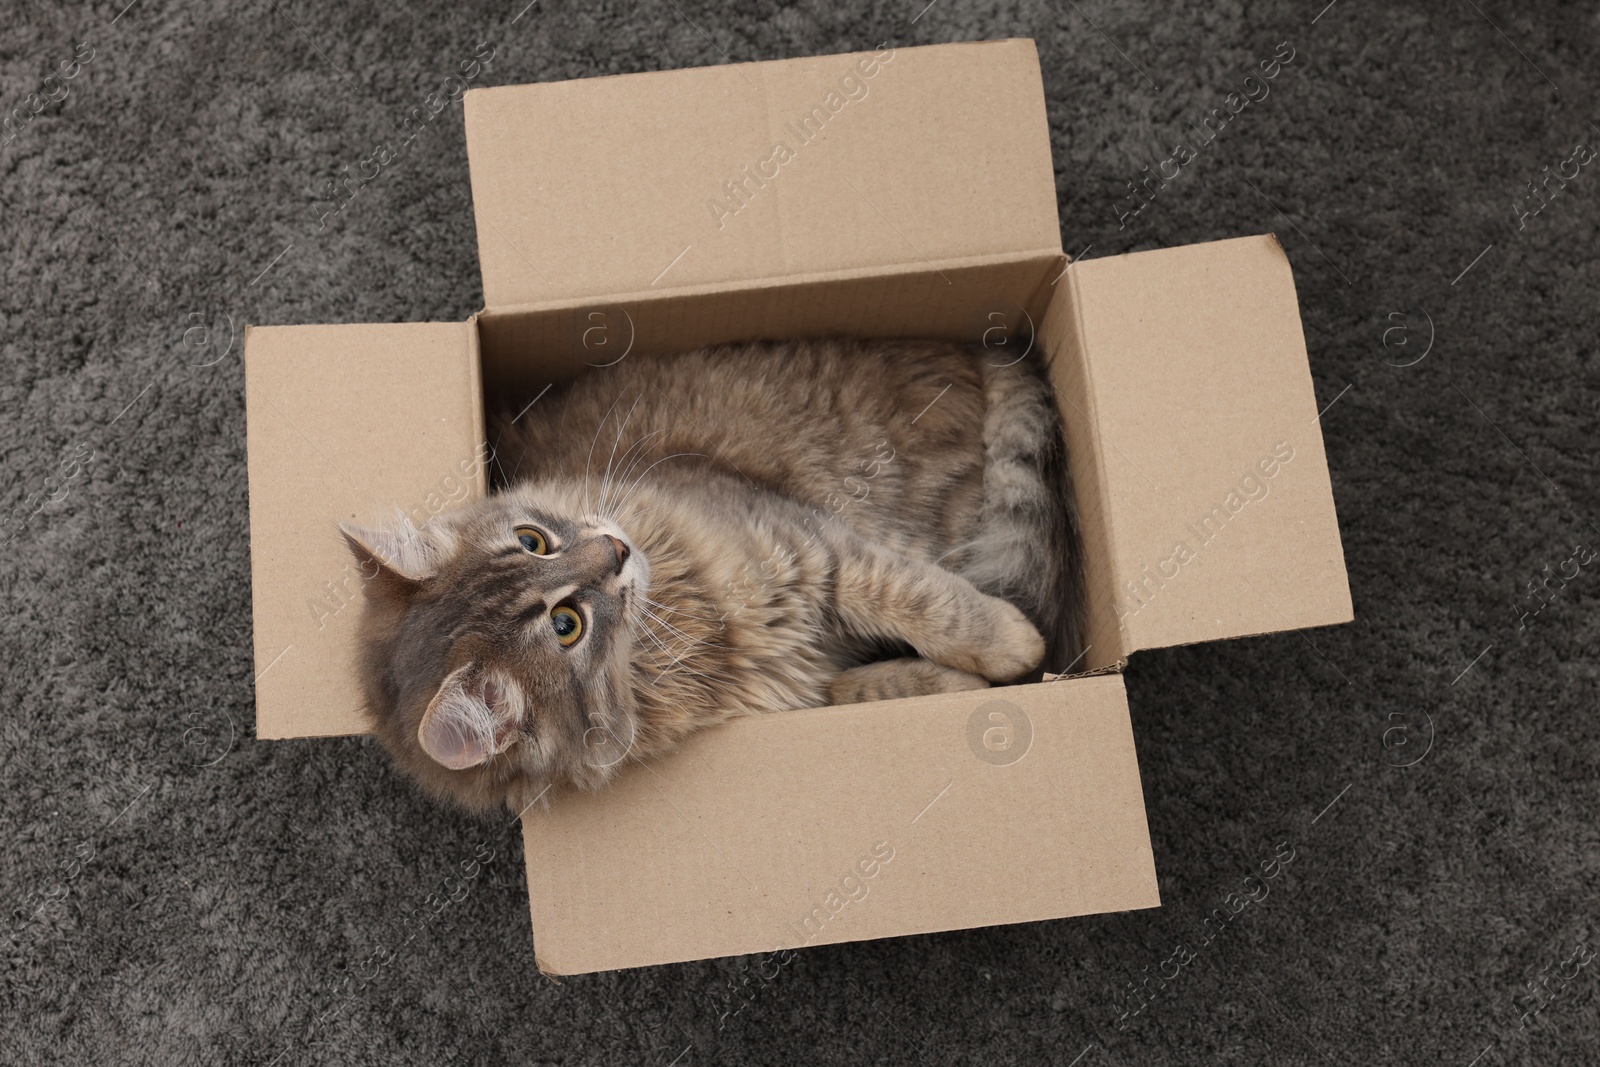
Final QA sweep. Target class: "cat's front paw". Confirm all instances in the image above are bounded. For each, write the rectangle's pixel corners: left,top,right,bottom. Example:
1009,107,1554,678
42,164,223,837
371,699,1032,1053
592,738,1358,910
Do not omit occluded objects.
927,598,1044,681
971,600,1046,681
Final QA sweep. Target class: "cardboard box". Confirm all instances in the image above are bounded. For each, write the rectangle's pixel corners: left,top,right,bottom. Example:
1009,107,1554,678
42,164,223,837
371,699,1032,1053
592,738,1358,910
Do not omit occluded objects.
245,38,1351,975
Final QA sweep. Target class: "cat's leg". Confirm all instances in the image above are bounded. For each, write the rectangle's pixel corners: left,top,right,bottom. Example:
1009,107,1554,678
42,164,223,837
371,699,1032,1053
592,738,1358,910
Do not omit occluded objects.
824,533,1045,682
828,658,989,704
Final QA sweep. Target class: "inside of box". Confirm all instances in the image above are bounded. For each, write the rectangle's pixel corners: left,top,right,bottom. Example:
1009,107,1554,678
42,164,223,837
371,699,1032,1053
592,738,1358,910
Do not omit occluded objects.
466,252,1104,675
473,255,1063,398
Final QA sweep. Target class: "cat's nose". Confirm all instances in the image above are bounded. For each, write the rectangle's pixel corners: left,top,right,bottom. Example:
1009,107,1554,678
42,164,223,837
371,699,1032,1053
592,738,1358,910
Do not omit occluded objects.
603,534,630,574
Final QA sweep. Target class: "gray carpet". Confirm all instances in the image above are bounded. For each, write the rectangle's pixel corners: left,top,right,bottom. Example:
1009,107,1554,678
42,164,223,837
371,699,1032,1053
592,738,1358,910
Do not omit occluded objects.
3,0,1597,1063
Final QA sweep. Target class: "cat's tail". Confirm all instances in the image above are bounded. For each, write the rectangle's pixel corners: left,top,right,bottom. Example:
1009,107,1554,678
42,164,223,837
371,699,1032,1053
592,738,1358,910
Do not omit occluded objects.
960,351,1087,675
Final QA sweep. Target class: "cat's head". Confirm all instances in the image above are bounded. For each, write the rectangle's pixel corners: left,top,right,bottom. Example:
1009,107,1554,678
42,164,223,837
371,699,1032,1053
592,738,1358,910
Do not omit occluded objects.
339,483,650,813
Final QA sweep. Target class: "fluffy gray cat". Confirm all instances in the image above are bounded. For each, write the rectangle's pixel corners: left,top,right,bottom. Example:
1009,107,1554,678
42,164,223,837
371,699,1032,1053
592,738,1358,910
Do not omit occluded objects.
340,338,1083,813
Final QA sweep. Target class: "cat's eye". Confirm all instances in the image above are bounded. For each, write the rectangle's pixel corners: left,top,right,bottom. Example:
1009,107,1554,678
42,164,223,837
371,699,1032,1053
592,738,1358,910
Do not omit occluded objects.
515,525,550,555
551,606,583,646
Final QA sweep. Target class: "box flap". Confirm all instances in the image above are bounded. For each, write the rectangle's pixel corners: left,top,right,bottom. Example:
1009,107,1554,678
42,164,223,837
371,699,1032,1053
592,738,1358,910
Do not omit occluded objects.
245,322,485,739
1044,235,1352,666
522,674,1158,975
464,39,1060,310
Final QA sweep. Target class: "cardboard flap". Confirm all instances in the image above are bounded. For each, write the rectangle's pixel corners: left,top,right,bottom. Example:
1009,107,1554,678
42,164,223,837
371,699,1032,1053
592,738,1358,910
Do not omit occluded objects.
1045,235,1352,664
522,674,1158,975
244,322,485,739
464,39,1061,310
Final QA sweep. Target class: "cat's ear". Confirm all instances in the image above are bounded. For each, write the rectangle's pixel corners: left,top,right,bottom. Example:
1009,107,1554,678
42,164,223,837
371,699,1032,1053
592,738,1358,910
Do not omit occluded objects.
418,667,514,771
339,517,440,593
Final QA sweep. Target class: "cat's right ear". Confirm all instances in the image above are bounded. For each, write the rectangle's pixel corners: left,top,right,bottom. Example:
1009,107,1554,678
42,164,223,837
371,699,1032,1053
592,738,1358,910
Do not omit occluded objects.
340,519,438,598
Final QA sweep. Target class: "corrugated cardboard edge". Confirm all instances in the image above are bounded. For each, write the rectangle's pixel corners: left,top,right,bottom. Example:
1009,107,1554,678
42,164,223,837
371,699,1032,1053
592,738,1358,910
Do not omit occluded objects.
1042,660,1127,683
243,322,271,712
1044,260,1129,670
464,312,487,486
468,36,1040,97
477,247,1063,320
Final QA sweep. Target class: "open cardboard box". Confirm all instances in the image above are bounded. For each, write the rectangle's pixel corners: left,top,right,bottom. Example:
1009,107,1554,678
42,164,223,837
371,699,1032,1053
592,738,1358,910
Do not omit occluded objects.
244,39,1351,975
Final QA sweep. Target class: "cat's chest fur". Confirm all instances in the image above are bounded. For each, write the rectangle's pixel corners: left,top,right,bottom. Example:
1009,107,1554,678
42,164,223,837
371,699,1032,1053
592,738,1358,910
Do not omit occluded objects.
617,469,885,718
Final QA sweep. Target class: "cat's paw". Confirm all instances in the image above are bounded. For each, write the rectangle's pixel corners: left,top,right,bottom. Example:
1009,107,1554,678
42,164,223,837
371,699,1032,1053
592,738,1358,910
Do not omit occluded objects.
966,599,1045,681
829,658,990,704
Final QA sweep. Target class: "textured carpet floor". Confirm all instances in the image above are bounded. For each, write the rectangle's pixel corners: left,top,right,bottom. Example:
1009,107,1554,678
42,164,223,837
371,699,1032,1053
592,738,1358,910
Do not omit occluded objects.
3,1,1598,1064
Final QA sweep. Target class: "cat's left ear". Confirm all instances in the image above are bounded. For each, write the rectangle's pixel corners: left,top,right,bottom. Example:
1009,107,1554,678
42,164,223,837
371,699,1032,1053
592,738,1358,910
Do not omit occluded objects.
418,667,516,771
340,517,441,594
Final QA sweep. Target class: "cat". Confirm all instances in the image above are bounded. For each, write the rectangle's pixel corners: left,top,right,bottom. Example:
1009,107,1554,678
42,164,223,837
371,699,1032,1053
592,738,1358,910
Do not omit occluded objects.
341,337,1083,815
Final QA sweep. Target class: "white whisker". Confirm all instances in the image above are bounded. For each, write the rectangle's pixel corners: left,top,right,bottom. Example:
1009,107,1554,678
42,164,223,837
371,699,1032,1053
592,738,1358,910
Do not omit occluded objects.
596,391,646,517
640,605,698,648
488,426,513,490
607,451,707,517
630,617,707,683
640,595,720,622
611,496,660,526
600,427,666,520
583,391,631,515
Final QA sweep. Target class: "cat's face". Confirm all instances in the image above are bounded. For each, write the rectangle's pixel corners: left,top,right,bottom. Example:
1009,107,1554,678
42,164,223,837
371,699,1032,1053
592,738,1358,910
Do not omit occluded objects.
341,483,650,811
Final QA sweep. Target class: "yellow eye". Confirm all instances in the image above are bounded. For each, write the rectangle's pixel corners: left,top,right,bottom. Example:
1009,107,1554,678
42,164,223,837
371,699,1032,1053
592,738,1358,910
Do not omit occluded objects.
551,606,583,646
515,526,549,554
